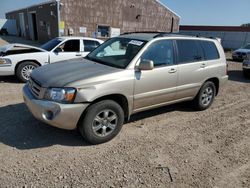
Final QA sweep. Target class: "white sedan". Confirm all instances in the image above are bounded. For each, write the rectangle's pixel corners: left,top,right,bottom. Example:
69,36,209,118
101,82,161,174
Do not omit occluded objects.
0,37,103,82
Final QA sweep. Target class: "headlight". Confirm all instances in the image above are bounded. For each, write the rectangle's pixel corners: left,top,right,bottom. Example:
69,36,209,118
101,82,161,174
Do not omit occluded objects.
0,58,11,65
44,88,77,103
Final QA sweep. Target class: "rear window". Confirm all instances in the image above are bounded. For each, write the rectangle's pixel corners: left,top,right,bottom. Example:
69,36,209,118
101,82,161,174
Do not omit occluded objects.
200,41,220,60
176,40,204,64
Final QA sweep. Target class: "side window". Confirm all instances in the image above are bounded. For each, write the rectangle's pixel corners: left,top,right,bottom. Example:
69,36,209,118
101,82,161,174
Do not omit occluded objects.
141,40,174,67
83,40,99,52
58,40,80,52
176,40,204,64
200,41,220,60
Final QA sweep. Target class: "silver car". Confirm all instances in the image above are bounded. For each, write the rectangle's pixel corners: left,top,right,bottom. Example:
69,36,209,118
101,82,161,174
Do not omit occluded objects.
243,52,250,78
232,43,250,62
23,32,228,144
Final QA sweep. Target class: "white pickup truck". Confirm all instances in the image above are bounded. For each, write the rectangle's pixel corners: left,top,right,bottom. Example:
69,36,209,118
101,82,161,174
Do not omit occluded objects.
0,37,103,82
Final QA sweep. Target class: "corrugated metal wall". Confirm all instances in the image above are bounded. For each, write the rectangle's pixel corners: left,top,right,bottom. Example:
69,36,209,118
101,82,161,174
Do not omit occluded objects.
180,30,250,50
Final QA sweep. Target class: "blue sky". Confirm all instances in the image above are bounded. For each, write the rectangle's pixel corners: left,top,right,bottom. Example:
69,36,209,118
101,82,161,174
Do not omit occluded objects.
162,0,250,26
0,0,249,26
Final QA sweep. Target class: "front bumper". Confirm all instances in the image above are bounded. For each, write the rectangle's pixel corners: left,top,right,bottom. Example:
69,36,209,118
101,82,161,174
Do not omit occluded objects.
0,65,15,76
243,61,250,70
23,85,89,130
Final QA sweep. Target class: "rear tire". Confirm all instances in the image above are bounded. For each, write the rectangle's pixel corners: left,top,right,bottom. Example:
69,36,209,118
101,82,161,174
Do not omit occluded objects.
79,100,124,145
16,61,38,82
243,70,250,78
193,81,216,111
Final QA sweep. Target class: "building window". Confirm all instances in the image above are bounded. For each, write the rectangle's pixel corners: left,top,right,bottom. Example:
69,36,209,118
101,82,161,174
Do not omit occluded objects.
97,25,110,38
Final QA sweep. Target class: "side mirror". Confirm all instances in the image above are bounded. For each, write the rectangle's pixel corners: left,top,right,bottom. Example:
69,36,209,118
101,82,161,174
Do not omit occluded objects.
138,59,154,71
54,47,63,53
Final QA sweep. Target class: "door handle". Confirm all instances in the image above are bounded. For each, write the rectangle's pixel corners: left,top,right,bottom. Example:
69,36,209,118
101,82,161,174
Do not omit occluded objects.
200,63,206,68
168,68,177,73
76,53,82,57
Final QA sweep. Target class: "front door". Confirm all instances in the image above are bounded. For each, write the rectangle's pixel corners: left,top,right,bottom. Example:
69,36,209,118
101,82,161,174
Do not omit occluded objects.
50,39,82,63
134,40,178,111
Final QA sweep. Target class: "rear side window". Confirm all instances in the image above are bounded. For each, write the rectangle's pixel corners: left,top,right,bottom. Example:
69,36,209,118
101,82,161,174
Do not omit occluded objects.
176,40,204,64
83,40,100,52
200,41,220,60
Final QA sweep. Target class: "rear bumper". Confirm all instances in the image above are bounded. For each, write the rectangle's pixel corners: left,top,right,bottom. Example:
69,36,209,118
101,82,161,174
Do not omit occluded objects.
23,85,89,130
219,75,229,87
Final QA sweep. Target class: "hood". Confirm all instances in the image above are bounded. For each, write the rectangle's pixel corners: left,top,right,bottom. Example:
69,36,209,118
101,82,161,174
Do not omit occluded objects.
234,48,250,53
0,43,46,53
30,59,120,88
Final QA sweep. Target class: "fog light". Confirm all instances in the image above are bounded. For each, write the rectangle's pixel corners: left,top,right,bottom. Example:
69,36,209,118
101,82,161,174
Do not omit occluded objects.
43,110,54,120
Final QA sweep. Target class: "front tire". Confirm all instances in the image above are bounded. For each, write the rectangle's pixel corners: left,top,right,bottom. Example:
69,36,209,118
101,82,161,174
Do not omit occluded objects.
193,81,216,111
79,100,124,145
16,61,38,82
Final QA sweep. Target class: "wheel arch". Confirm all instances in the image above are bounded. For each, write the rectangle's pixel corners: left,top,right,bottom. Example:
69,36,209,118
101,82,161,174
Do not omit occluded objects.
15,60,41,74
205,77,220,96
77,94,130,129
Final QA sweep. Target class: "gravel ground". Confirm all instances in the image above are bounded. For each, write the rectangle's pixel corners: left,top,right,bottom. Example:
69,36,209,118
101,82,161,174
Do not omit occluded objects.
0,44,249,186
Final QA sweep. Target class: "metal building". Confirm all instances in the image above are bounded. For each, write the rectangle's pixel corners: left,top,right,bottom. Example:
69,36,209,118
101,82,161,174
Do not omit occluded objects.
180,25,250,50
6,0,180,43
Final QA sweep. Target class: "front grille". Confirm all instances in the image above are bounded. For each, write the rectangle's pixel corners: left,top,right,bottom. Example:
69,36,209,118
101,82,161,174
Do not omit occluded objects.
28,78,42,98
237,52,246,56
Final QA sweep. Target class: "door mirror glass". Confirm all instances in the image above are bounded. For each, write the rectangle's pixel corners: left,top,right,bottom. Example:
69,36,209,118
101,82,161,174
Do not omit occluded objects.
138,59,154,70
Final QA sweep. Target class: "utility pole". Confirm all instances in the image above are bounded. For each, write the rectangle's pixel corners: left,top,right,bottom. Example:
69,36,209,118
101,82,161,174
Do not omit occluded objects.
56,0,61,37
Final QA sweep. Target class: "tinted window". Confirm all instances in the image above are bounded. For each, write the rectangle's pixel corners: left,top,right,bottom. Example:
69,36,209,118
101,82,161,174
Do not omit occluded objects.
176,40,204,64
141,40,174,67
84,40,100,52
200,41,220,60
59,40,80,52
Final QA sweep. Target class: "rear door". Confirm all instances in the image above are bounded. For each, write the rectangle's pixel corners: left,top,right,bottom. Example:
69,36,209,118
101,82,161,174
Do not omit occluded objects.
175,39,208,100
50,39,81,63
133,40,178,111
82,40,101,57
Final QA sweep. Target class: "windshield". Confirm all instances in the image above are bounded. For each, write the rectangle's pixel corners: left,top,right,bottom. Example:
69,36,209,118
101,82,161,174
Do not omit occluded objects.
0,44,12,52
40,38,63,51
243,44,250,49
85,37,146,69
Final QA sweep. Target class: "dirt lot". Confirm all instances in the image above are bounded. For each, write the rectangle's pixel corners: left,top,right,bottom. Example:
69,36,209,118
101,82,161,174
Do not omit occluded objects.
0,35,249,187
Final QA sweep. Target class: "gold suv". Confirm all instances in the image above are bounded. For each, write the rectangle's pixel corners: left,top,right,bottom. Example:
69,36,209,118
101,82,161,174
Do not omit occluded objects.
23,32,228,144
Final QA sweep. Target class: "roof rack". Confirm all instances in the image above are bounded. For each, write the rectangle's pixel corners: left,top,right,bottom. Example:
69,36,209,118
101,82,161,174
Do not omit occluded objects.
153,32,172,38
195,35,222,41
121,31,172,37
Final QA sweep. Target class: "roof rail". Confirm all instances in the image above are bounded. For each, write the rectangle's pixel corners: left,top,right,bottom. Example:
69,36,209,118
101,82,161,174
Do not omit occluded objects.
120,31,172,36
153,32,172,38
195,35,221,41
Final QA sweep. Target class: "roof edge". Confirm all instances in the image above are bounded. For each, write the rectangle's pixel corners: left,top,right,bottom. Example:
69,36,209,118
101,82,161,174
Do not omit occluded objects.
155,0,181,18
6,0,57,15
